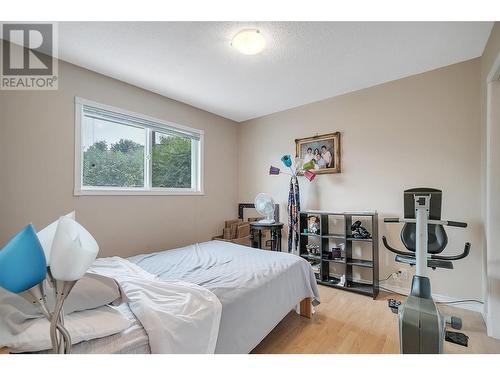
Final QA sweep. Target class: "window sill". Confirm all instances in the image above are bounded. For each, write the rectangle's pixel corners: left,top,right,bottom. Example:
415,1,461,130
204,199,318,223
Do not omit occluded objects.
74,189,205,196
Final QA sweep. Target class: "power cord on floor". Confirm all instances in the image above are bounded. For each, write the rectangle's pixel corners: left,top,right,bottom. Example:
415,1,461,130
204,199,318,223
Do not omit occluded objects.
380,270,404,282
436,299,484,305
380,274,393,282
378,285,484,305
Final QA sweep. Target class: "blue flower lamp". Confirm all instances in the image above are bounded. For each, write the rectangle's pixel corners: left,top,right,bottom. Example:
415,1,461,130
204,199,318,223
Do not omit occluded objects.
0,224,71,353
0,224,47,293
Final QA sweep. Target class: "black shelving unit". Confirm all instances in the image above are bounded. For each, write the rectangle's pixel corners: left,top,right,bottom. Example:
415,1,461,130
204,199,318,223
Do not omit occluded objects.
299,210,379,299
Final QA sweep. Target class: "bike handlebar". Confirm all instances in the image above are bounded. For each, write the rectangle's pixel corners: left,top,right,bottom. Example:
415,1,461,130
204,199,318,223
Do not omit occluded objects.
381,236,415,257
383,217,467,228
384,218,400,223
446,221,467,228
382,236,471,263
431,243,470,261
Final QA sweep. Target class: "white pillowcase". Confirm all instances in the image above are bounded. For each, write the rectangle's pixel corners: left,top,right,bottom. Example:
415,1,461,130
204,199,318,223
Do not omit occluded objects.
6,306,131,353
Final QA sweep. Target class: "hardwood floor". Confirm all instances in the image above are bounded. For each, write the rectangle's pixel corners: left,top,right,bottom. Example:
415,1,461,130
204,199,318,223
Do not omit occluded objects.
252,285,500,354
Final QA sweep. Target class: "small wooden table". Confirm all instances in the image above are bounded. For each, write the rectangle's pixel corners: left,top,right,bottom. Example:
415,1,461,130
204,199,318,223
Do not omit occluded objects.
250,222,284,252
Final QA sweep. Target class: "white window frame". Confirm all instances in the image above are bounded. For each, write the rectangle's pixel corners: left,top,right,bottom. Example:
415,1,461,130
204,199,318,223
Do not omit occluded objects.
74,97,204,196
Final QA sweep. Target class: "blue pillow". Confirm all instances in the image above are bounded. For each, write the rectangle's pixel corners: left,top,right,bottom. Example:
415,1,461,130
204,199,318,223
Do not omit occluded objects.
0,224,47,293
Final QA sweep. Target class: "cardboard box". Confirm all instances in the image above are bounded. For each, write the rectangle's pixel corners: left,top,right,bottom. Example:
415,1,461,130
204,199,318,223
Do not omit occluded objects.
237,222,250,238
225,219,242,228
223,227,232,239
214,219,252,247
229,222,239,239
212,235,251,247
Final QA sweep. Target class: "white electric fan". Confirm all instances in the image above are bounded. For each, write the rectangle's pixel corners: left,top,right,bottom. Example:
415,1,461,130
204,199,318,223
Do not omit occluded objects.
254,193,276,224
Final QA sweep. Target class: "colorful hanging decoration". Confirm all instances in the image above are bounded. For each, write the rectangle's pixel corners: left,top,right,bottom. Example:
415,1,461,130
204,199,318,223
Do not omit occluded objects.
287,175,300,254
303,170,316,182
268,154,317,253
302,160,315,171
269,165,281,175
281,155,292,168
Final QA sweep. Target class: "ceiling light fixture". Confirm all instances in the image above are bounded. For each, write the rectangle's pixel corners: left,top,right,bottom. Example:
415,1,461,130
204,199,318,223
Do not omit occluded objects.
231,29,266,55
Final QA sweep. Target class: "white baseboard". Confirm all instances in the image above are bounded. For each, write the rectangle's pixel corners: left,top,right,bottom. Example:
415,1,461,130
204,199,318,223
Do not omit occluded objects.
380,282,485,314
327,275,485,315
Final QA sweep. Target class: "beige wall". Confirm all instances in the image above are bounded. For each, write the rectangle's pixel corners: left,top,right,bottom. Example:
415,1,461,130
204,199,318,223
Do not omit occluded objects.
0,40,488,305
0,60,239,258
238,59,483,301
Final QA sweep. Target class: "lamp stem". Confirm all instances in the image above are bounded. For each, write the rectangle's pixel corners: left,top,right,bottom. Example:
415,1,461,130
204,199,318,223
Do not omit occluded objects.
47,268,65,352
50,296,64,353
52,280,76,354
58,307,65,353
22,284,72,354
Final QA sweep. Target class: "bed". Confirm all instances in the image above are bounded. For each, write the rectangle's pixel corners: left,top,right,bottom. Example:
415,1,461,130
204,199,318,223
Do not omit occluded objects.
7,240,320,354
128,240,320,353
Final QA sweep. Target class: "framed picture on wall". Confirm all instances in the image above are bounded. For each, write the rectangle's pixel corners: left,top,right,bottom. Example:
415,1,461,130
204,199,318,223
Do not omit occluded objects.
295,132,341,174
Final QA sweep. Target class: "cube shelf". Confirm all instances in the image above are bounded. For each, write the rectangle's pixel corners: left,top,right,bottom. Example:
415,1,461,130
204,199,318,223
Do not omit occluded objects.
299,210,379,299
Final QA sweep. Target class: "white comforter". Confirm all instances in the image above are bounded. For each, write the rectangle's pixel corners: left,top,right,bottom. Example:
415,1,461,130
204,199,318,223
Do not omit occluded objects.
89,256,222,354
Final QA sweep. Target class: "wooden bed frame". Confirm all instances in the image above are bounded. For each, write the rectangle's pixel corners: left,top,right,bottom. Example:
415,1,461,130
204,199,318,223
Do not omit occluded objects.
299,297,312,319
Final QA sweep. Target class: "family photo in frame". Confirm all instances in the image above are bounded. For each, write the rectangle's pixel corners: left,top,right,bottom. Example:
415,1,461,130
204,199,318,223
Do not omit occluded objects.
295,132,341,174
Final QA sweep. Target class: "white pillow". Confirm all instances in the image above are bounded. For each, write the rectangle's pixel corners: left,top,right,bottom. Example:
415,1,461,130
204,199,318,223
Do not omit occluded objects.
3,305,131,353
37,211,75,264
0,272,126,324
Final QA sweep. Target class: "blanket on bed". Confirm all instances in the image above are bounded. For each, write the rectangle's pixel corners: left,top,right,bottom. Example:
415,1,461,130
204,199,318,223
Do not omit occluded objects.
89,257,222,354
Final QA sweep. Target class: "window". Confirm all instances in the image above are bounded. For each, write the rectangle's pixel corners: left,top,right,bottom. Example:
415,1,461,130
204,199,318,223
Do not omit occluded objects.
75,98,203,195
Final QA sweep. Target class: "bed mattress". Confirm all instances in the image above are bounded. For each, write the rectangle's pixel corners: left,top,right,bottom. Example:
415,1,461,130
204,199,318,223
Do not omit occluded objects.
128,240,319,353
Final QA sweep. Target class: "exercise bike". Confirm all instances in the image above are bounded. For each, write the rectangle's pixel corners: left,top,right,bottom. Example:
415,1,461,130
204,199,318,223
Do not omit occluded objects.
382,188,470,354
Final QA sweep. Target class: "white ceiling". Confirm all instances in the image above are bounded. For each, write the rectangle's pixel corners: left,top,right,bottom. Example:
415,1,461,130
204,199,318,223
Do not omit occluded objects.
59,22,493,122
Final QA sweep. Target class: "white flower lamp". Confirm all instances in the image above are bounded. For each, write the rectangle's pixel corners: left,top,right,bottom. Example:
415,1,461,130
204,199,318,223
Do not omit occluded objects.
50,216,99,281
37,211,75,266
